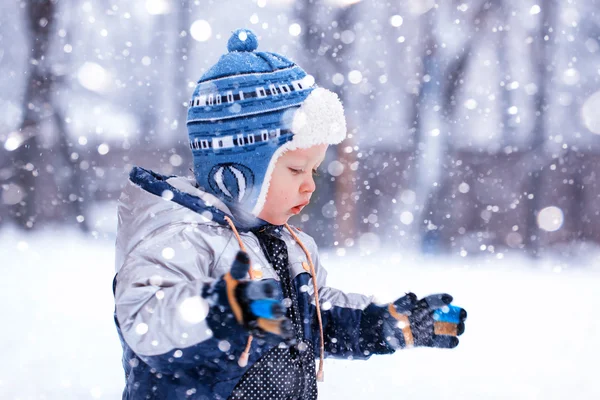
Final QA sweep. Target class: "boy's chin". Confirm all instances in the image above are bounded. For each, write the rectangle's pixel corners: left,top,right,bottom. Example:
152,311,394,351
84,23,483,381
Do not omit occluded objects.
261,213,291,226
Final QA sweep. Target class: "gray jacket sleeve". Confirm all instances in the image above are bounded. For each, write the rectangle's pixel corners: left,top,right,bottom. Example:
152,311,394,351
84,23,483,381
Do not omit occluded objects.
114,223,218,358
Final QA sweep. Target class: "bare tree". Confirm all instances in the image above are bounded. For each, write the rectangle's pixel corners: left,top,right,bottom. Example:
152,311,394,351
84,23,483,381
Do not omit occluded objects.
523,0,555,256
6,0,89,230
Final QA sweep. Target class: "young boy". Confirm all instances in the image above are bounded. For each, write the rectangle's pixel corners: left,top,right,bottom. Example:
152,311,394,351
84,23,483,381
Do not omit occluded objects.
113,29,466,400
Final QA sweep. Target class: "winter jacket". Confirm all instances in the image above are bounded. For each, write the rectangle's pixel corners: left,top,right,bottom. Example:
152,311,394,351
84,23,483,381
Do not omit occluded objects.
113,167,396,399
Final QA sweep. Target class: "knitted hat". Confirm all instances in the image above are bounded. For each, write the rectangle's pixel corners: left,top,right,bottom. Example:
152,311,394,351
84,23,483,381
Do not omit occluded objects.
187,28,346,216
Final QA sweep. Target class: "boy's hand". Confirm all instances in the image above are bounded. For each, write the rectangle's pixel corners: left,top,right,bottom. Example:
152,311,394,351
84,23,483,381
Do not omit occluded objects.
208,251,293,340
385,293,467,349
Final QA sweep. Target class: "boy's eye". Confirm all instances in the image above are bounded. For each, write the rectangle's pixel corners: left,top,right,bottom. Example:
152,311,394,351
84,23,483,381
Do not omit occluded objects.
288,167,320,176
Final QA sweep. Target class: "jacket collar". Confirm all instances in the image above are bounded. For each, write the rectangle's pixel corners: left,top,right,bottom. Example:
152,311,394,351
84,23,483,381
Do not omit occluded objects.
129,166,279,233
251,222,284,237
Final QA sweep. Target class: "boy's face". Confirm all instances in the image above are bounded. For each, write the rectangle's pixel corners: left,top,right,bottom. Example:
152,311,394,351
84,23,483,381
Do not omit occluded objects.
258,144,328,226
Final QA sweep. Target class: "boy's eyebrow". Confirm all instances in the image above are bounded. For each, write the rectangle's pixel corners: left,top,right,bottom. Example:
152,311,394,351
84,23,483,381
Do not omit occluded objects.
285,155,310,164
284,152,326,166
288,158,324,168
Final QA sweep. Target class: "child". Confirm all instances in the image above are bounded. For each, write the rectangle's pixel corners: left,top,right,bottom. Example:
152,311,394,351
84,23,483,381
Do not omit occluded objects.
113,28,467,400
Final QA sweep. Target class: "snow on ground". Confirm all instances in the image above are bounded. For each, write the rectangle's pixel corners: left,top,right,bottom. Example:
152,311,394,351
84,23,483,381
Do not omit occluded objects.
2,216,600,399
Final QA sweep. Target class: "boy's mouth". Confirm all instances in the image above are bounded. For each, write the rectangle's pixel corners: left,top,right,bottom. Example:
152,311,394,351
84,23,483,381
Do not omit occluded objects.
291,201,309,215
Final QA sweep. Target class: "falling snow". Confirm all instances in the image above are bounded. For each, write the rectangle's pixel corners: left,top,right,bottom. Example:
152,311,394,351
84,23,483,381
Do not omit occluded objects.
2,0,600,398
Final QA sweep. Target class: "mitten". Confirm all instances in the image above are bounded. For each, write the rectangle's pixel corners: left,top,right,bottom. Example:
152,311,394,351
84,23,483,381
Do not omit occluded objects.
385,293,467,349
203,251,293,340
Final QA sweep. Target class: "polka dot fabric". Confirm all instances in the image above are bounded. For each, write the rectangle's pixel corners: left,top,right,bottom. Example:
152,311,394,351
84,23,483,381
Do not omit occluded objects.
229,226,318,400
229,345,317,400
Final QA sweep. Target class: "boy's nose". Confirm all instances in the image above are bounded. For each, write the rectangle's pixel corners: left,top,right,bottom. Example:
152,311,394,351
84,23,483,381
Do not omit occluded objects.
300,175,316,194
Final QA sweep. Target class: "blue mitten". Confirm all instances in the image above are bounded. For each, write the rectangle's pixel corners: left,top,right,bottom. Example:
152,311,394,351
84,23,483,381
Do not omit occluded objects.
202,251,293,340
385,293,467,349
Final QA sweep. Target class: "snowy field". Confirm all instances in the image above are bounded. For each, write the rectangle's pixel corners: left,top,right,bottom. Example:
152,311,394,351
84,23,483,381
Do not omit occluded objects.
2,216,600,399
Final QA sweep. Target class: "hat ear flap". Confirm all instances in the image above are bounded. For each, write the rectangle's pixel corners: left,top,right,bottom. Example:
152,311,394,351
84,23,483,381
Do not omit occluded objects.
208,163,255,204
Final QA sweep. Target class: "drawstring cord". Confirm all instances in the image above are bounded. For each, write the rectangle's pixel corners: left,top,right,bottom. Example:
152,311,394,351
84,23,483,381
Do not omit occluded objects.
223,216,325,382
223,216,254,368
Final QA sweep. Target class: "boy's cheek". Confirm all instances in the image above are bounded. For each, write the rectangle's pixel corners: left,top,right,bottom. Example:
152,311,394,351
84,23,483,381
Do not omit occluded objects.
274,190,289,203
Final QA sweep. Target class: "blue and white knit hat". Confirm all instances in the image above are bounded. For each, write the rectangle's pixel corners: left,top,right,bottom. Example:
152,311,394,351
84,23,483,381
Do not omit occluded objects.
187,28,346,216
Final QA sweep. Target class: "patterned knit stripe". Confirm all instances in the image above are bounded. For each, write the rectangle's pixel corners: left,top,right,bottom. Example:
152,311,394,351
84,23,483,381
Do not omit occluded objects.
189,128,293,155
187,66,315,122
187,107,296,155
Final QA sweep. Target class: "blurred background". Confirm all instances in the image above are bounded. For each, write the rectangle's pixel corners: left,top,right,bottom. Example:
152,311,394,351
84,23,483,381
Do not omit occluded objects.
2,0,600,257
2,1,600,399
